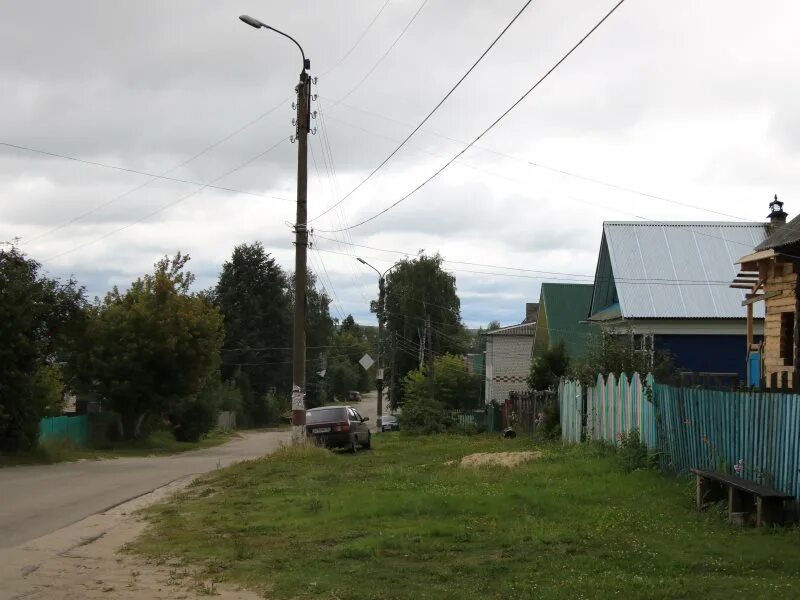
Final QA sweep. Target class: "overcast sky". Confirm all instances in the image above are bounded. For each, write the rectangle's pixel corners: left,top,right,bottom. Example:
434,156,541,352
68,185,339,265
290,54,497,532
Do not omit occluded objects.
2,0,799,327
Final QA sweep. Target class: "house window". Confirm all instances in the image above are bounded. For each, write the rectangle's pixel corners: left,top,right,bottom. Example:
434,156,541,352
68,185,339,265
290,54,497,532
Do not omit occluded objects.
779,312,794,362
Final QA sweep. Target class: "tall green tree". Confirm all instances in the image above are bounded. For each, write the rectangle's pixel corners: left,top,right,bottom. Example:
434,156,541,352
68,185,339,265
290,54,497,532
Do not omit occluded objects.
80,253,223,439
214,242,291,417
402,353,482,409
528,341,570,391
383,254,466,405
0,247,86,451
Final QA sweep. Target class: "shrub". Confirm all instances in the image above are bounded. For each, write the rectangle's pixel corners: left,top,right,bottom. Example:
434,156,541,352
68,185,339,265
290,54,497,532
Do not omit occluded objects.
617,429,656,472
399,395,453,434
169,395,218,442
263,392,288,426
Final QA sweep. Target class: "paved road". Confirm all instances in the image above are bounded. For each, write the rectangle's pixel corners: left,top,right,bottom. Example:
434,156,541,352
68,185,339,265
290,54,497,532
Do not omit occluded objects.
0,429,288,550
352,390,390,431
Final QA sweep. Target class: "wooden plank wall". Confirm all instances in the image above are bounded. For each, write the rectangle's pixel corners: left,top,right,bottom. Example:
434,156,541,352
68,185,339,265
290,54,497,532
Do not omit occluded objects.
763,261,798,389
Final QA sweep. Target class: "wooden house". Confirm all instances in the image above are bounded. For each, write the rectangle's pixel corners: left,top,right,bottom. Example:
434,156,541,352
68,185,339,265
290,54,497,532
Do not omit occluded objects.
588,220,768,379
734,197,800,389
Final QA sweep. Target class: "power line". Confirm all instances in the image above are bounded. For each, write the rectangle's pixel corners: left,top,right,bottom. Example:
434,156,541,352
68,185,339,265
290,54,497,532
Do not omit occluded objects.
311,244,757,286
309,0,534,223
320,0,393,76
336,0,430,105
20,98,291,245
321,106,755,224
317,0,629,233
0,141,289,205
42,137,289,263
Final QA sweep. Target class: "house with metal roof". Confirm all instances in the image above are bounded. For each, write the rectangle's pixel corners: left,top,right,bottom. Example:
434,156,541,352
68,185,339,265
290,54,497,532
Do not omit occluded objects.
483,318,536,404
733,198,799,389
533,283,596,360
587,220,768,378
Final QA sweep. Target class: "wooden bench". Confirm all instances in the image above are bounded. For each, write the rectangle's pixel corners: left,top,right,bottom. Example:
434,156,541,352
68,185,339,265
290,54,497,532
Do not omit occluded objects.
691,468,794,527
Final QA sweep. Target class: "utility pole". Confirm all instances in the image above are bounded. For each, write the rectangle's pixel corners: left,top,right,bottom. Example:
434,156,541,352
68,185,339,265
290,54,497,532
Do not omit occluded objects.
238,15,312,443
375,275,386,426
426,314,434,401
390,331,398,411
291,67,312,441
355,258,400,428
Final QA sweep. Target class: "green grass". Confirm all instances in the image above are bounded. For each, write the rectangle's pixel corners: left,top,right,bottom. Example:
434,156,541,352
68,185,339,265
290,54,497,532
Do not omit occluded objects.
133,434,800,599
0,429,235,467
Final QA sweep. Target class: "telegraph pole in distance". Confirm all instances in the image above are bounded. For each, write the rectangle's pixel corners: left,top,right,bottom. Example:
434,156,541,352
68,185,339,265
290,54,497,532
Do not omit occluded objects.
356,258,400,428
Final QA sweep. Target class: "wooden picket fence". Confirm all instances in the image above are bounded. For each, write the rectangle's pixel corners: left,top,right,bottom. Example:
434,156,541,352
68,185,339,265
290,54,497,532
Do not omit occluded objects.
559,373,800,500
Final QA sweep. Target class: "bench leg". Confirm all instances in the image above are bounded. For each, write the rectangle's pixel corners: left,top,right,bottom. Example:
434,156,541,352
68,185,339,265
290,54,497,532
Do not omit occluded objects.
756,497,784,527
728,487,754,525
696,476,726,510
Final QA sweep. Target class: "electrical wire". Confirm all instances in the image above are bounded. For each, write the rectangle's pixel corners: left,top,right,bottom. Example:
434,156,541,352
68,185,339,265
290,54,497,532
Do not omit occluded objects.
336,0,430,105
320,0,393,76
309,0,534,223
42,137,289,263
316,0,629,233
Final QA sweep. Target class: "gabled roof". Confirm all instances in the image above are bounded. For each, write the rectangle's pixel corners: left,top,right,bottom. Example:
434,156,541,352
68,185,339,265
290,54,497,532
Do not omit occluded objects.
484,322,535,336
755,214,800,251
590,221,768,319
538,283,595,359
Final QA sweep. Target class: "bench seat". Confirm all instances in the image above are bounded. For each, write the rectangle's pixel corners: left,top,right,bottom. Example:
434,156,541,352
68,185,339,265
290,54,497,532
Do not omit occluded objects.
691,468,793,527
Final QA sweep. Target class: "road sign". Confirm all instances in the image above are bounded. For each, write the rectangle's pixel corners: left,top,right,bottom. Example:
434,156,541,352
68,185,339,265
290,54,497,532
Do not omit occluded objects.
359,353,375,371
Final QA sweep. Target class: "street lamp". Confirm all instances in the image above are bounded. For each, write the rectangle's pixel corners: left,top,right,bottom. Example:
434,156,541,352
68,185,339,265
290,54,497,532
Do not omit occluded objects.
240,15,311,441
357,258,401,427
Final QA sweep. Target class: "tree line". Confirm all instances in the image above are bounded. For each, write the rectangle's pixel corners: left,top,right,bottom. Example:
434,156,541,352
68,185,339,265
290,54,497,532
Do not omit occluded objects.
1,242,484,453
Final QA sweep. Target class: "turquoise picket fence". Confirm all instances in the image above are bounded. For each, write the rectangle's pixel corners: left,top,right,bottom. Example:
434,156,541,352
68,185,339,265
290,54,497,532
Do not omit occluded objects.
560,373,656,446
559,374,800,499
656,384,800,498
39,415,89,447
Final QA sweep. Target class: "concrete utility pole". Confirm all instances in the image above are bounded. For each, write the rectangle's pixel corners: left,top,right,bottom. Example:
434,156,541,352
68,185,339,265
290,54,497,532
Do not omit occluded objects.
239,15,312,442
356,258,400,427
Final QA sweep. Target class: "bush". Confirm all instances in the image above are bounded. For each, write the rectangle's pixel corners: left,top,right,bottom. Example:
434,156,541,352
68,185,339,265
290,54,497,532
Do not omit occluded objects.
263,392,288,426
537,400,561,440
169,395,218,442
617,429,656,472
399,395,453,434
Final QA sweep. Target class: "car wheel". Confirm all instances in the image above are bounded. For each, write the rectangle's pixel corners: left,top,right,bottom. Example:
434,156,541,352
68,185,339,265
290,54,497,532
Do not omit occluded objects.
362,432,371,450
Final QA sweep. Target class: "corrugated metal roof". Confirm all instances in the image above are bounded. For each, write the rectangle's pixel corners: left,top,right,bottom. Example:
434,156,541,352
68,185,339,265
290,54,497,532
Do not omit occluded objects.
755,214,800,251
602,221,767,319
484,322,536,336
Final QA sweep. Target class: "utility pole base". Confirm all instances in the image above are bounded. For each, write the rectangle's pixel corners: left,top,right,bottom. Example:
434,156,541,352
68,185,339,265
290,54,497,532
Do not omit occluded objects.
291,425,306,444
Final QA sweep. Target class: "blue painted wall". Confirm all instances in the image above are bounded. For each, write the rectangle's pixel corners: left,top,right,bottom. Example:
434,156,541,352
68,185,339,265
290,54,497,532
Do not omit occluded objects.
655,334,749,379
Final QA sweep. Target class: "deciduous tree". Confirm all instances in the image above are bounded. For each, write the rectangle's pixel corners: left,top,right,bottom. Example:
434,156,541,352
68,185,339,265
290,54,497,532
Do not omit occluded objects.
81,254,223,439
0,247,86,452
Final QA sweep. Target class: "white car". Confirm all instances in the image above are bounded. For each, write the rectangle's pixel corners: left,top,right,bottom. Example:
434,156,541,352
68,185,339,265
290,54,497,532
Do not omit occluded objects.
381,414,399,432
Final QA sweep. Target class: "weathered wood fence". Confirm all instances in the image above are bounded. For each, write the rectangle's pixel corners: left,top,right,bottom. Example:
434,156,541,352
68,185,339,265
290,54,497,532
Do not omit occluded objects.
507,390,557,435
559,373,800,500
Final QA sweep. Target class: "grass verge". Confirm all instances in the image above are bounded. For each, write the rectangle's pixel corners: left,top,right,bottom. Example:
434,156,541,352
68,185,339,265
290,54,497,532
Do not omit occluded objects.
0,429,235,467
133,434,800,599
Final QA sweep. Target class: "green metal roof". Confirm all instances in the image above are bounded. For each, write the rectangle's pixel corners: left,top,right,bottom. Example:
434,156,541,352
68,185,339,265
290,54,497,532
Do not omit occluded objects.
537,283,596,360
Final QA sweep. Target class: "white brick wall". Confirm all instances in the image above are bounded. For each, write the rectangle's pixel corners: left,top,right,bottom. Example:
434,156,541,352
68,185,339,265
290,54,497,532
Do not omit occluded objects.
485,334,533,403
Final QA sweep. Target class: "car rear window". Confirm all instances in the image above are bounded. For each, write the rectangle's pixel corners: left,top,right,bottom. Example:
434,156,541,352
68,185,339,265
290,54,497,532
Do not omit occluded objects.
306,407,347,424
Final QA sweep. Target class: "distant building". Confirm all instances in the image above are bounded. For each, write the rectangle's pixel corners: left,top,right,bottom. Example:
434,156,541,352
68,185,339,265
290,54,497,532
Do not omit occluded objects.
483,314,536,404
533,283,595,360
587,220,767,378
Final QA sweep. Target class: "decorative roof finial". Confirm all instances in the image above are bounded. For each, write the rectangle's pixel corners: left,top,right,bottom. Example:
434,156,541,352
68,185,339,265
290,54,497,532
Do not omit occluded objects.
768,194,787,224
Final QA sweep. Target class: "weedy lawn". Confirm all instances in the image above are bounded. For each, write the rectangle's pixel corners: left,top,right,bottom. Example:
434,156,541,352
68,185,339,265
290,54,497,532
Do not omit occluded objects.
133,434,800,599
